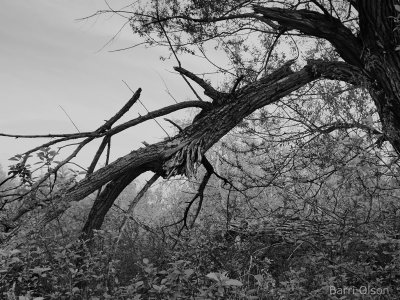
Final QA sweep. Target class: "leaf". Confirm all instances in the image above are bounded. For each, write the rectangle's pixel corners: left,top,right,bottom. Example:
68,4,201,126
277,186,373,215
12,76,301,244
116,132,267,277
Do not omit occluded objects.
10,249,21,255
254,274,264,285
143,258,149,264
206,272,220,282
11,257,21,263
247,289,258,295
396,45,400,51
135,281,144,288
152,284,162,291
218,286,225,294
31,267,51,274
184,268,194,277
224,279,243,286
395,4,400,12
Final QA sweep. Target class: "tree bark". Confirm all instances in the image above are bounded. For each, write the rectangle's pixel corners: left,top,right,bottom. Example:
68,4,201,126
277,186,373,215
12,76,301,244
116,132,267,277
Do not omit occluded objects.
81,170,145,239
357,1,400,154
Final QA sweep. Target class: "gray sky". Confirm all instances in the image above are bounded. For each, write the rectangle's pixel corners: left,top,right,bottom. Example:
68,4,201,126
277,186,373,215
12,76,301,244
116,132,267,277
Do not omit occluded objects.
0,0,198,171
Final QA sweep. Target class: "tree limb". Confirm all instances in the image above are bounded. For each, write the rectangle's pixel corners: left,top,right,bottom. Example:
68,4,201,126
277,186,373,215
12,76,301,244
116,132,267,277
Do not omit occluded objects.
252,5,363,66
174,66,226,102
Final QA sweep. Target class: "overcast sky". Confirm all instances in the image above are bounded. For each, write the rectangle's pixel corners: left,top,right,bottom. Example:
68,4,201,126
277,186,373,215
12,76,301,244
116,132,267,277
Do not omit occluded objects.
0,0,200,171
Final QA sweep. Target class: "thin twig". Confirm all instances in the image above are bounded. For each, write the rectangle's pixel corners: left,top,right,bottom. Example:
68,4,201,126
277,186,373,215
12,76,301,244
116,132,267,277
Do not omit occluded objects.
59,105,80,133
122,81,170,138
164,118,183,132
155,7,205,102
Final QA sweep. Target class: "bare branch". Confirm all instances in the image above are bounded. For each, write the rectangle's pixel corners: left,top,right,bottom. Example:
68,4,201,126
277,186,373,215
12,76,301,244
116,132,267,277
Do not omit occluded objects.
310,0,332,17
164,118,184,132
87,136,111,175
122,82,170,138
99,88,142,132
59,105,80,133
252,5,363,66
174,66,225,101
314,121,382,135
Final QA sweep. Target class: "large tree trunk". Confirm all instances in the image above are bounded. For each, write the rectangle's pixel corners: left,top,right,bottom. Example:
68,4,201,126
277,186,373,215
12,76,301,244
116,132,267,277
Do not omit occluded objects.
357,1,400,154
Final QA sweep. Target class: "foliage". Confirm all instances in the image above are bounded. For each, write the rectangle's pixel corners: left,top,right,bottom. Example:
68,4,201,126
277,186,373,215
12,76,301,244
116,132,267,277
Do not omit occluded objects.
0,234,118,299
2,209,400,299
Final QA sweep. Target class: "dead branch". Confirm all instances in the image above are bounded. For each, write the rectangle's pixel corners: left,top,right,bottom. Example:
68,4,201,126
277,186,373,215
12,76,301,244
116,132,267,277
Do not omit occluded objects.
174,66,225,102
164,118,184,132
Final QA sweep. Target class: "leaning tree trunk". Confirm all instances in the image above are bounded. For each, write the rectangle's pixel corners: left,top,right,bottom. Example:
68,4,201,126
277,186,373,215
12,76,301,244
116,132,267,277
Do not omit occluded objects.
79,61,364,237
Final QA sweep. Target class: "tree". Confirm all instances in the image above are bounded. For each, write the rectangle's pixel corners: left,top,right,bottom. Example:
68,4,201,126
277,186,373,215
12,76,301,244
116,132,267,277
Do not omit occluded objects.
1,0,400,245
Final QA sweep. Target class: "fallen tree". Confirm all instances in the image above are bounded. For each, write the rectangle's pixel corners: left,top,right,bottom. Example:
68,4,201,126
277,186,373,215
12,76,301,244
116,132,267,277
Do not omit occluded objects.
1,0,399,246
